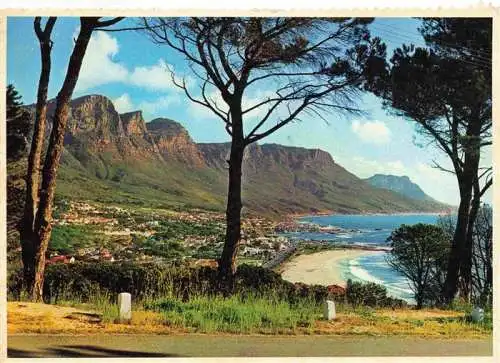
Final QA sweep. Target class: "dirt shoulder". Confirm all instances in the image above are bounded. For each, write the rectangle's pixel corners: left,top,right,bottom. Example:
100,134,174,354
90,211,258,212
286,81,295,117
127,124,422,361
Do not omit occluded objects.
7,302,491,339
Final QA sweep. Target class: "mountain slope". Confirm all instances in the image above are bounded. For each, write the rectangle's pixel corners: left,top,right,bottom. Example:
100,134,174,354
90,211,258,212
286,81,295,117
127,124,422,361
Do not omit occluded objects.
364,174,438,202
16,94,451,216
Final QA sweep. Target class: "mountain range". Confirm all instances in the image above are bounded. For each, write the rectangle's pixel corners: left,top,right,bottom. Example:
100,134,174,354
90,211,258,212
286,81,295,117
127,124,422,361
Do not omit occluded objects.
14,94,450,217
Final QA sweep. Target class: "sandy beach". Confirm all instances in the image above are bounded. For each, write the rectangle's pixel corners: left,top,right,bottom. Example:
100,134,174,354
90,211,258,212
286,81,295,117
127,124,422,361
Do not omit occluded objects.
281,249,384,287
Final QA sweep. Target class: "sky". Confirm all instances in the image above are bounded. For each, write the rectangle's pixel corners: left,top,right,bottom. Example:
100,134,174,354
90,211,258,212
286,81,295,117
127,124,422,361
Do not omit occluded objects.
6,17,492,206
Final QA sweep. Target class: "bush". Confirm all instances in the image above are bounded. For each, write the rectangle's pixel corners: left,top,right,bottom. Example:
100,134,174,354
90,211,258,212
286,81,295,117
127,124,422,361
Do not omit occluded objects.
345,279,406,308
8,262,405,308
8,262,328,305
38,262,219,303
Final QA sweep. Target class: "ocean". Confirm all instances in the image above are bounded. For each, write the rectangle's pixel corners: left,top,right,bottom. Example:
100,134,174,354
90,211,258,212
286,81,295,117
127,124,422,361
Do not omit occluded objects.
284,213,443,303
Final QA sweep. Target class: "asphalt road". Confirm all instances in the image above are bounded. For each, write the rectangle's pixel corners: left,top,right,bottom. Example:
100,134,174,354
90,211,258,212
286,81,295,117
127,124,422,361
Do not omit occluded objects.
8,334,493,357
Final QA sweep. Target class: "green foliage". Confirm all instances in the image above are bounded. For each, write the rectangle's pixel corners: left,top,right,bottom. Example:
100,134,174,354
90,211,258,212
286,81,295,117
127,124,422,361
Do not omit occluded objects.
7,84,24,119
6,84,32,160
386,223,450,308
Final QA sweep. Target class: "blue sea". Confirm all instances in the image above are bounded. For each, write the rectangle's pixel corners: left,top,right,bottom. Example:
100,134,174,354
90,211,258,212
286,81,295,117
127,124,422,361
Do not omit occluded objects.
284,214,443,303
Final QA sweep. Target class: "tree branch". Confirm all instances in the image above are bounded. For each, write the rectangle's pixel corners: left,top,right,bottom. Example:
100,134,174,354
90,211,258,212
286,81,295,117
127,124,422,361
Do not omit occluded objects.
94,17,125,28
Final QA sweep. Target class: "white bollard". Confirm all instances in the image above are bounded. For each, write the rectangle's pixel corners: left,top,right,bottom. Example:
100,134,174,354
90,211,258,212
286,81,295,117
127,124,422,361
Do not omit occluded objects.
118,292,132,323
323,300,336,320
471,307,484,323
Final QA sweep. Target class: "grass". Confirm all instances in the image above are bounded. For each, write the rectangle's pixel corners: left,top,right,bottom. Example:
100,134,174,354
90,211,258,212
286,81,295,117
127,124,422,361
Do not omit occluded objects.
143,294,320,334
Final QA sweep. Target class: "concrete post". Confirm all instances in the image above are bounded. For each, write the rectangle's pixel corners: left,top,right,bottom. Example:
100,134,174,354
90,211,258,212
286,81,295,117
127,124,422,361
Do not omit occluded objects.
118,292,132,323
323,300,336,320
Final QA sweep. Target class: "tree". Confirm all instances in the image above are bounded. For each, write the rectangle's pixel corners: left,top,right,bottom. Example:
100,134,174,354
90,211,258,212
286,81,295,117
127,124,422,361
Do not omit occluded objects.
136,17,386,288
20,17,57,296
387,223,450,309
7,84,24,119
6,84,32,159
19,16,124,301
375,18,492,302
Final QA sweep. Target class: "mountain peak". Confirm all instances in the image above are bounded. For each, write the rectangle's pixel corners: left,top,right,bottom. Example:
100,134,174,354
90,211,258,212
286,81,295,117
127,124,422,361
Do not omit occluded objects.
364,174,432,202
146,118,187,135
71,94,115,107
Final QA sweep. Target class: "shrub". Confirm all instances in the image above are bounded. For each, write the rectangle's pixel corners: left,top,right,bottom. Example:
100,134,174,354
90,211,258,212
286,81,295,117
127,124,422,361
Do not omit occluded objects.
8,262,404,308
345,279,406,308
8,262,318,304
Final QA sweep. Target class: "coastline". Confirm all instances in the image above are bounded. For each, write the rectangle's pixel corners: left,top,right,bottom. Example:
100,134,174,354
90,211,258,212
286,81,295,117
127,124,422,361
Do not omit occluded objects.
281,249,385,287
287,211,450,220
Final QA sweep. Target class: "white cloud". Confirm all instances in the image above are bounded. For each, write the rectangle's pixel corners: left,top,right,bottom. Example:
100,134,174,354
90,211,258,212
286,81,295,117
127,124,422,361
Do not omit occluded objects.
188,89,226,120
347,156,407,178
76,32,129,91
138,95,181,117
112,93,135,113
415,162,444,181
111,92,180,119
76,33,180,93
129,59,177,91
351,120,391,145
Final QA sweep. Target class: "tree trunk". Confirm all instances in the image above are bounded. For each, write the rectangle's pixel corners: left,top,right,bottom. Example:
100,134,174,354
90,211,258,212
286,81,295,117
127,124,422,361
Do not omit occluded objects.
442,113,483,304
461,185,480,301
20,229,36,295
443,123,482,303
20,17,55,296
483,242,492,306
416,282,424,310
457,119,482,302
443,188,472,303
218,110,245,294
31,21,94,302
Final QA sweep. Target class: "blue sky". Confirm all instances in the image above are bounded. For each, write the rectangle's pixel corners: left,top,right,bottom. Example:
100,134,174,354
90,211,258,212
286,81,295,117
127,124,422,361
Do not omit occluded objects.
6,17,492,206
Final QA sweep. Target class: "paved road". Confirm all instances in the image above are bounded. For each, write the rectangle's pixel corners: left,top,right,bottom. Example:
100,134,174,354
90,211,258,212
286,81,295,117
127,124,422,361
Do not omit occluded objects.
8,334,492,357
262,246,296,269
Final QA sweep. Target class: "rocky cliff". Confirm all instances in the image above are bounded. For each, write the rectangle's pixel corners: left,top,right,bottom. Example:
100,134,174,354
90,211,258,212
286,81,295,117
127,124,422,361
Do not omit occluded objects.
31,94,450,215
120,110,148,135
147,118,206,167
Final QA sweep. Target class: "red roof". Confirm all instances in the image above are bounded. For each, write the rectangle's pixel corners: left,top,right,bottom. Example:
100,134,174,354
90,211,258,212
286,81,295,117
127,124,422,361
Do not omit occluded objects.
46,255,69,265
